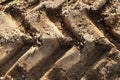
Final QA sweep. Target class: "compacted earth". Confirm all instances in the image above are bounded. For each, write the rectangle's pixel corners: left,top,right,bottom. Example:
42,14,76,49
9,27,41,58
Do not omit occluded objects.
0,0,120,80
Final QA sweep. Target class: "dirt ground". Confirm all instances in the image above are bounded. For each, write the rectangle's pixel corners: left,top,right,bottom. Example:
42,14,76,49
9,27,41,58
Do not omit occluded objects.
0,0,120,80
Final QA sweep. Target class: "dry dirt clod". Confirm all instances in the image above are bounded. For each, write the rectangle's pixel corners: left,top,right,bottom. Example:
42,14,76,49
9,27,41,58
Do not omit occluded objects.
91,0,109,11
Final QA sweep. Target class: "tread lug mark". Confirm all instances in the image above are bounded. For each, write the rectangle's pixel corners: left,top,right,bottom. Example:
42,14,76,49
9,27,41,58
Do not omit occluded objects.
0,0,120,80
59,1,113,79
40,47,81,80
4,7,72,79
0,11,27,76
101,0,120,40
81,50,120,80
